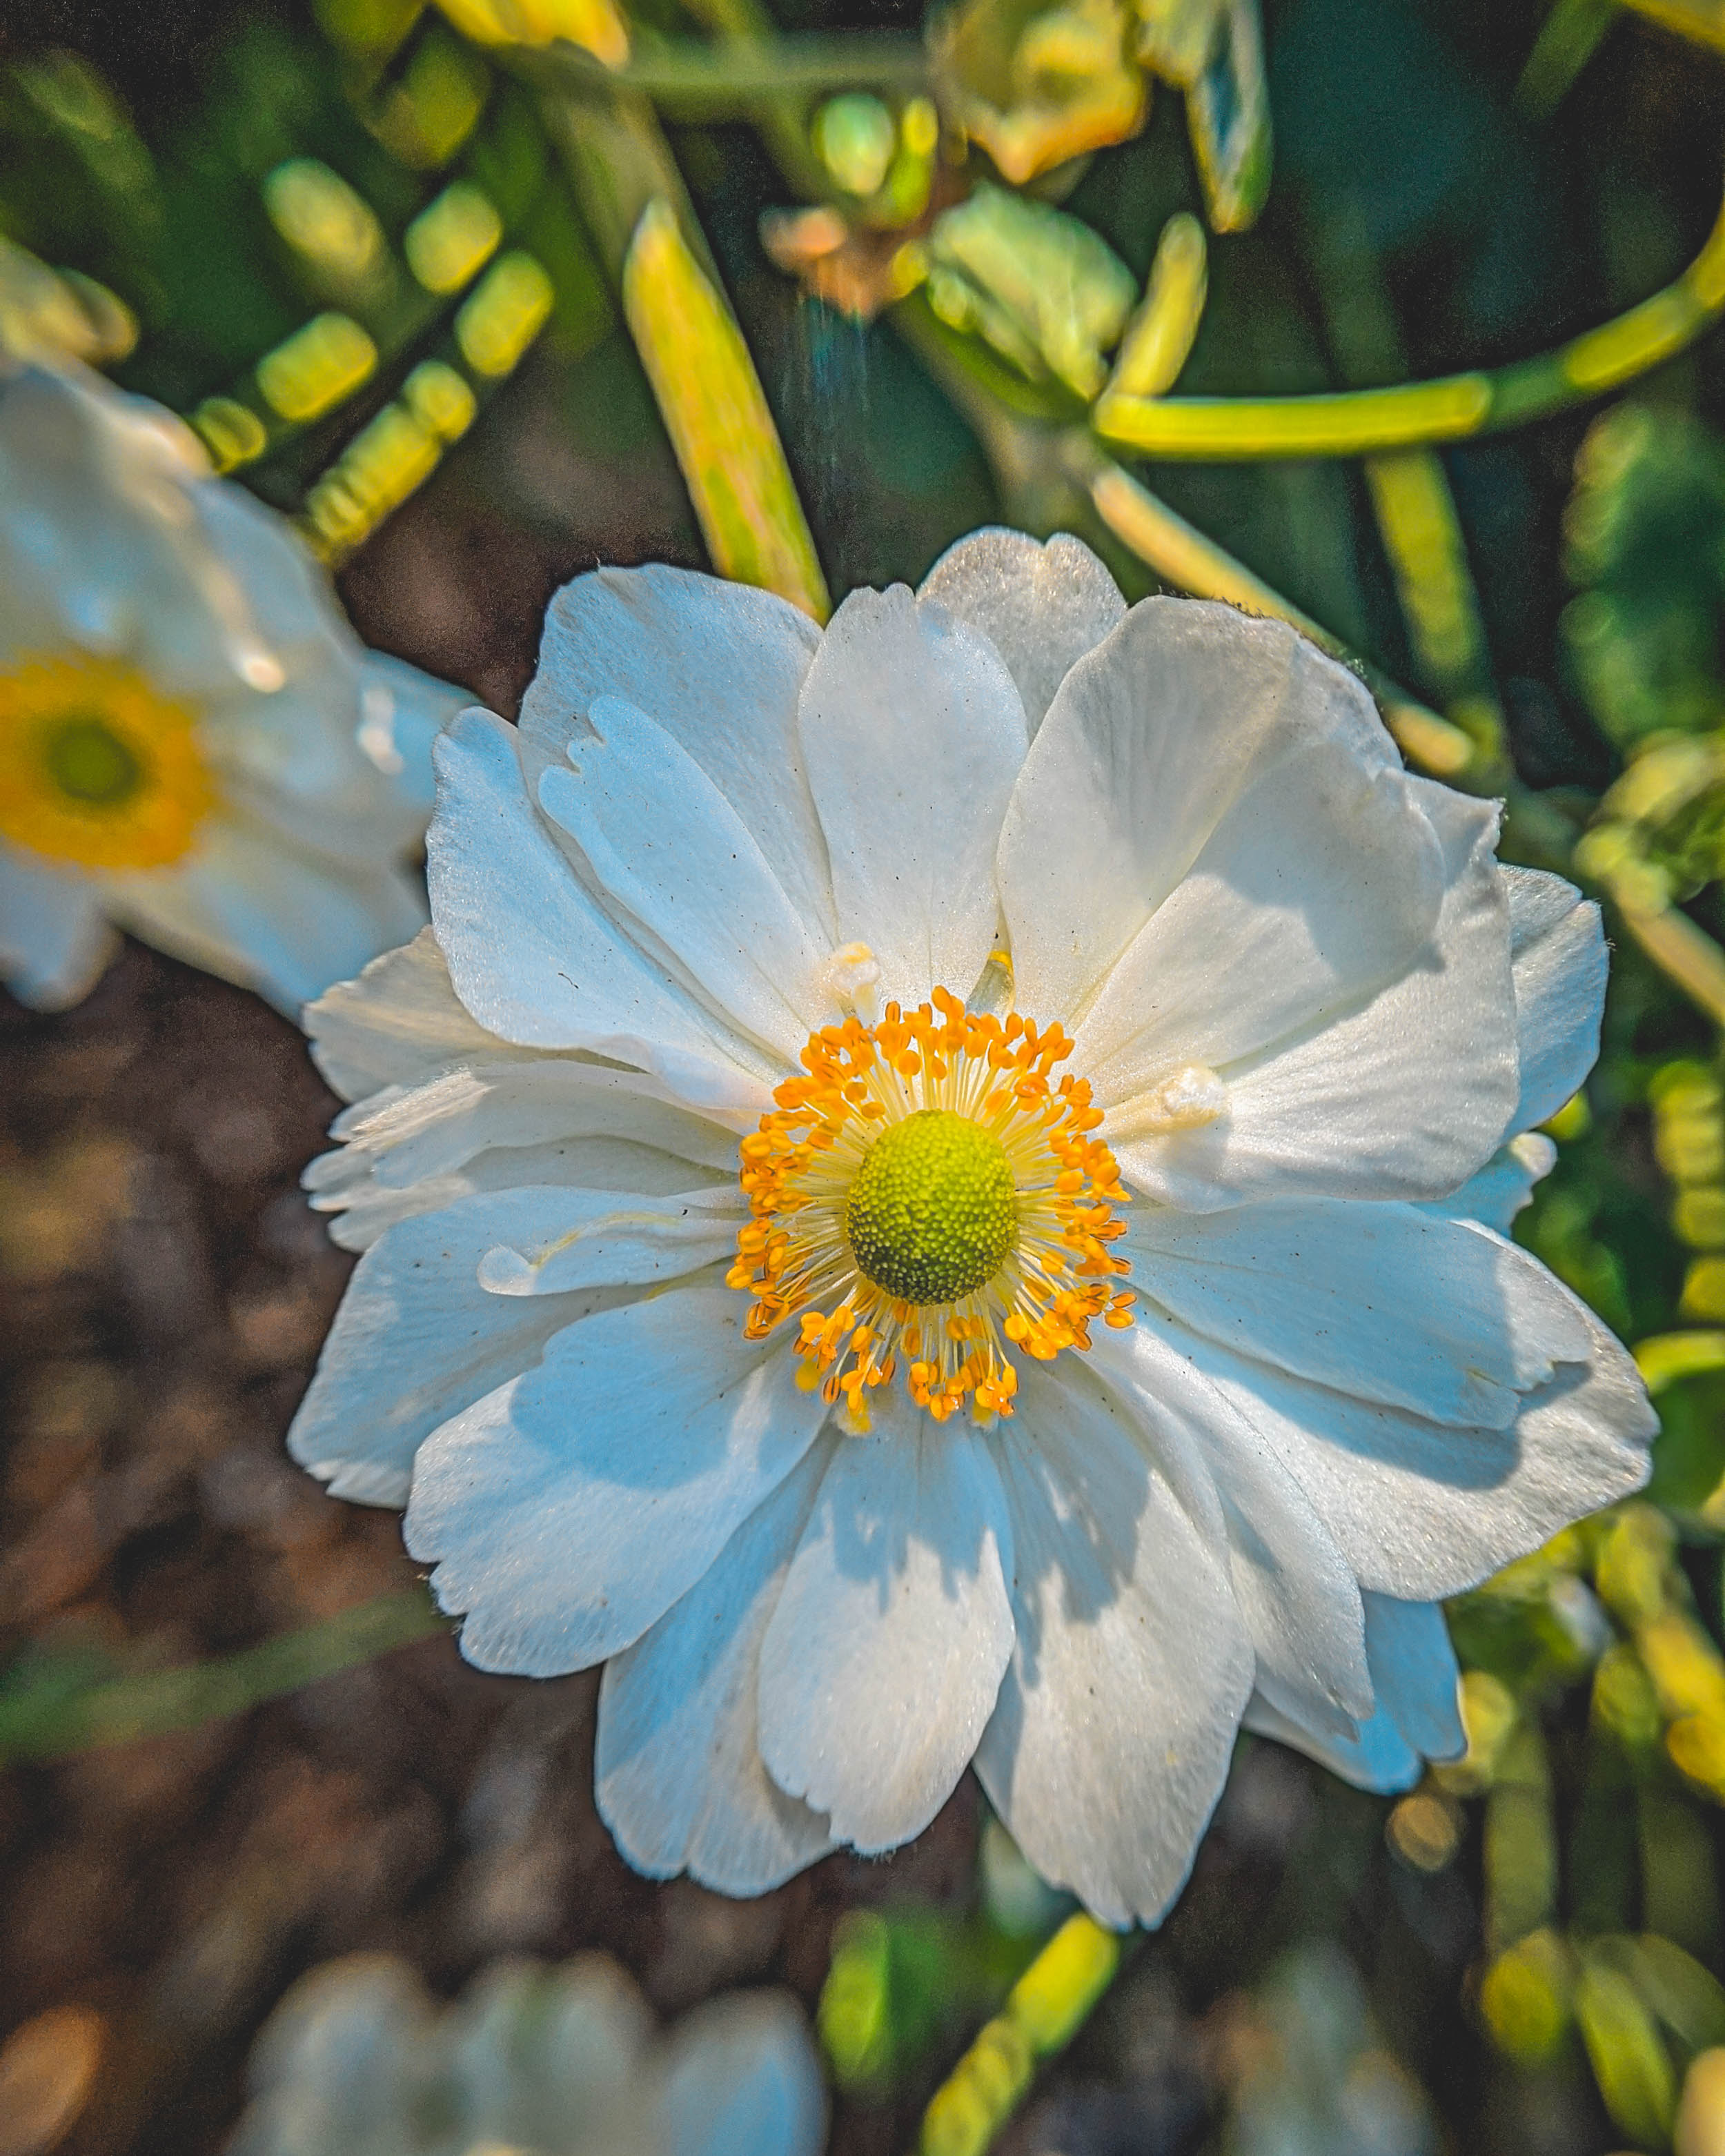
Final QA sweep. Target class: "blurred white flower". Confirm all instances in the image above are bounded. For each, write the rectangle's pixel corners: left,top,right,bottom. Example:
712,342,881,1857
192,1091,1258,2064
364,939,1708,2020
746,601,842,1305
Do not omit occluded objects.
0,354,463,1014
1221,1944,1439,2156
288,528,1654,1928
229,1950,825,2156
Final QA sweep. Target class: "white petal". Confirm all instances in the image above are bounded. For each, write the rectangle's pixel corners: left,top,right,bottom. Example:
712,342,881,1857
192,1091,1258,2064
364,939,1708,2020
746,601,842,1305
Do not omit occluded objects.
405,1287,827,1675
1114,784,1518,1208
1424,1131,1557,1234
1504,866,1607,1133
656,1992,828,2156
918,528,1125,733
1075,755,1443,1101
756,1397,1016,1852
539,695,831,1059
597,1444,836,1897
1127,1200,1590,1432
519,563,831,943
974,1360,1252,1930
324,1058,742,1195
477,1185,742,1296
106,816,425,1016
1245,1594,1462,1794
1363,1593,1465,1759
310,1132,731,1252
1094,1319,1370,1739
288,1187,734,1505
1243,1693,1418,1794
306,1058,740,1249
1181,1294,1655,1599
304,929,515,1103
798,584,1027,1010
233,1957,431,2155
0,847,115,1007
356,650,465,818
426,710,773,1110
998,601,1397,1026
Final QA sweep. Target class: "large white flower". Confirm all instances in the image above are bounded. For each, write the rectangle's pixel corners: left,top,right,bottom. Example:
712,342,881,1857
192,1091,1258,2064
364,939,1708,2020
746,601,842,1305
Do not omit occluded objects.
288,529,1655,1928
0,354,463,1013
229,1950,824,2156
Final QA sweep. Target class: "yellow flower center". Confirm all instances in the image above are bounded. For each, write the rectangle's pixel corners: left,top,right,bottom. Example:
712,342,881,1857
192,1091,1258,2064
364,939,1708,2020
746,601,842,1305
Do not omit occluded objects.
0,657,216,871
729,987,1134,1429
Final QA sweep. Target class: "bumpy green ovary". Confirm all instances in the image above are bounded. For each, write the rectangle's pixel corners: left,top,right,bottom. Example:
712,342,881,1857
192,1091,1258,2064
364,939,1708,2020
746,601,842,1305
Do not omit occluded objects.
845,1108,1018,1306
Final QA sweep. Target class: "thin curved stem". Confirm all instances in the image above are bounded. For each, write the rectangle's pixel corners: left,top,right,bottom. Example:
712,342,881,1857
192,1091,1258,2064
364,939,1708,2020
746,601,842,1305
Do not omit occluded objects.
516,30,928,105
1092,177,1725,459
0,1590,444,1759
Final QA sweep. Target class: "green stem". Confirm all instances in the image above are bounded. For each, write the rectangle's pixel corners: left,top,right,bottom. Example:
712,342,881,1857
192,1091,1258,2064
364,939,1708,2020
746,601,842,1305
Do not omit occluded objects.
1622,0,1725,54
1515,0,1619,121
918,1915,1125,2156
0,1590,444,1759
516,31,928,106
1067,436,1478,775
529,68,719,284
1092,177,1725,458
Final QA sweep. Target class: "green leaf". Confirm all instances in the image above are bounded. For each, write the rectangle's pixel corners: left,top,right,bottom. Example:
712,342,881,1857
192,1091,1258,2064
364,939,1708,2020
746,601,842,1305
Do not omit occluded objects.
622,197,828,621
1577,1952,1679,2148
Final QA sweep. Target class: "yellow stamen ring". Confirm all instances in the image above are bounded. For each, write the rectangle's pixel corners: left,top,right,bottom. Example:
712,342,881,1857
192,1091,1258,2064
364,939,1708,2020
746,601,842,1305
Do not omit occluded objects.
728,988,1135,1429
0,656,216,871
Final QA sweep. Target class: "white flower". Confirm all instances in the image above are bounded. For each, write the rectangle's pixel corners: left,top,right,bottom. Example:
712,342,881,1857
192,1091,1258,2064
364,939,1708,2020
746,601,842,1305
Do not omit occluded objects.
228,1950,825,2156
289,528,1655,1928
0,354,464,1013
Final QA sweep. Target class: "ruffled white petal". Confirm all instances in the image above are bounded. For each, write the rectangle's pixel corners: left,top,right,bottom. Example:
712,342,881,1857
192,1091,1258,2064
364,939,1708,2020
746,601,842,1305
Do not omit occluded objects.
518,562,833,944
974,1360,1252,1929
1113,783,1518,1209
539,695,831,1059
596,1443,836,1896
1127,1200,1590,1432
1243,1690,1419,1796
918,528,1125,733
288,1187,738,1505
1425,1130,1557,1234
322,1058,742,1198
105,815,426,1017
426,710,774,1109
1074,755,1444,1105
656,1992,828,2156
1504,866,1607,1133
756,1394,1016,1852
304,1056,742,1249
1245,1593,1463,1794
404,1286,827,1675
304,929,520,1103
998,601,1398,1027
1094,1319,1370,1739
0,846,116,1007
1179,1294,1654,1599
798,584,1027,1010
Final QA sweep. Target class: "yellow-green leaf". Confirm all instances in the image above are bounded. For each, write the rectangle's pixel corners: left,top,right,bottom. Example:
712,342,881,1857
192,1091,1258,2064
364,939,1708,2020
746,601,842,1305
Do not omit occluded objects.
622,198,829,622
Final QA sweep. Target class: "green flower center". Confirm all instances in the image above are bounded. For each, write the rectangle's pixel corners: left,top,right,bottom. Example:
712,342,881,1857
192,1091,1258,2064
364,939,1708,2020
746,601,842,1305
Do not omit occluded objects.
845,1108,1018,1307
41,714,144,807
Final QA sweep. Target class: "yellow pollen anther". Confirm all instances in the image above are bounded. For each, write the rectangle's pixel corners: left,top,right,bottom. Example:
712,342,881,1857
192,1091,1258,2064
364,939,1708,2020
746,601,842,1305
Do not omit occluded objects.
0,656,215,871
731,992,1132,1425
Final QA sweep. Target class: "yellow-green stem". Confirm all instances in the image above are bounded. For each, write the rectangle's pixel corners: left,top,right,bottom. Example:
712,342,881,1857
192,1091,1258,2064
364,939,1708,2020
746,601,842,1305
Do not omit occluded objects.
918,1915,1122,2156
1092,177,1725,458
